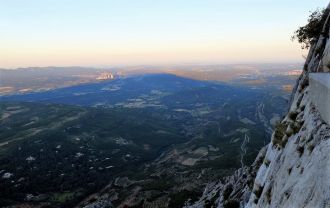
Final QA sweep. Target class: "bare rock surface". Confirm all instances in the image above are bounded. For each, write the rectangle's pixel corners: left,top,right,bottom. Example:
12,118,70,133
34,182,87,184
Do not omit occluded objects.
188,3,330,208
185,147,266,208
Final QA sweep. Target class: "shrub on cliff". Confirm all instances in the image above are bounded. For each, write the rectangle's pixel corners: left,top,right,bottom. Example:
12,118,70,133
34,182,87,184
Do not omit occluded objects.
292,9,327,49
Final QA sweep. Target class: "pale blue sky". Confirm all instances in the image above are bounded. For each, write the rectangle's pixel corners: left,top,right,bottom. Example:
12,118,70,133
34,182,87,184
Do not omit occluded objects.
0,0,328,68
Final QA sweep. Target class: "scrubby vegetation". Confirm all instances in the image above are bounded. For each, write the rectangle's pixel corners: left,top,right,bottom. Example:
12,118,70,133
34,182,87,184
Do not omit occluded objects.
292,8,327,49
223,184,233,200
307,143,315,153
272,122,287,148
223,199,240,208
252,184,264,205
168,190,201,208
263,159,271,167
296,145,305,157
265,186,272,204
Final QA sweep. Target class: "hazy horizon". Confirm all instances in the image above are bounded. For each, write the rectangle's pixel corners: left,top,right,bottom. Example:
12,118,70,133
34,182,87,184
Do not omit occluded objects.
1,0,328,68
0,62,304,71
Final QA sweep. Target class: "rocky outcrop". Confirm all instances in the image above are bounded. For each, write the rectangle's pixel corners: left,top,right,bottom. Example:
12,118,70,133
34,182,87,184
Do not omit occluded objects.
246,97,330,208
188,3,330,208
82,200,113,208
185,147,266,208
245,4,330,207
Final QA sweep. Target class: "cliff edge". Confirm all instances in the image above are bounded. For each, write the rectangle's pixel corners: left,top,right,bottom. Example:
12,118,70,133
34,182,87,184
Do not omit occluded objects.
187,3,330,208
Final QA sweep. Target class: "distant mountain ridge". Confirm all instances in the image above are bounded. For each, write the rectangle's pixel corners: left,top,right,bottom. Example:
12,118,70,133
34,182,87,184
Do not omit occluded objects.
0,64,300,96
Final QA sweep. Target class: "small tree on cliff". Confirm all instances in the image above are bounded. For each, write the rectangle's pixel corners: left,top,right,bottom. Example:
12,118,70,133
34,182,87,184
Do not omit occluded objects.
292,9,327,49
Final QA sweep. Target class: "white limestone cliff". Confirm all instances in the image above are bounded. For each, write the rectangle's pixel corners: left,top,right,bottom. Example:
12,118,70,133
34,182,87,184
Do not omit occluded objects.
188,3,330,208
246,4,330,206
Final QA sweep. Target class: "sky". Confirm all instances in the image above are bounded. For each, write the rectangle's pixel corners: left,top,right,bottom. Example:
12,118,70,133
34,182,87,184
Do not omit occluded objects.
0,0,329,68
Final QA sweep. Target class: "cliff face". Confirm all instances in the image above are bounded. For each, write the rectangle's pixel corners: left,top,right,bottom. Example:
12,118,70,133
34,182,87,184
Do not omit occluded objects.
246,5,330,207
188,3,330,208
185,147,267,208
